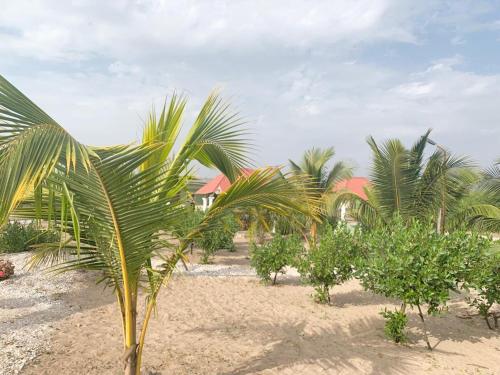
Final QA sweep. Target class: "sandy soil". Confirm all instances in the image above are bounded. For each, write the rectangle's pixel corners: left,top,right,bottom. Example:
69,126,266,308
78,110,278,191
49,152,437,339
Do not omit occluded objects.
3,238,499,375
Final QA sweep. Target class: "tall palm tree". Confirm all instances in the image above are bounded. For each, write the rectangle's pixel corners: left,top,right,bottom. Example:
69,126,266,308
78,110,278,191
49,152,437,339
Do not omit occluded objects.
289,147,352,237
0,75,319,374
344,130,475,230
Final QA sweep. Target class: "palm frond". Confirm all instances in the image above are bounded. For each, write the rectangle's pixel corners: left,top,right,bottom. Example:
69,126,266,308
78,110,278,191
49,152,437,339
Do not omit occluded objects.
0,75,93,224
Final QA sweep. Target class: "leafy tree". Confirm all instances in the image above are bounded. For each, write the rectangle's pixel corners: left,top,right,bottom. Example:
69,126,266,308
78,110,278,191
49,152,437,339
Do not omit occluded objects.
357,217,491,349
0,75,319,374
250,234,303,284
463,245,500,329
298,223,359,303
289,147,352,239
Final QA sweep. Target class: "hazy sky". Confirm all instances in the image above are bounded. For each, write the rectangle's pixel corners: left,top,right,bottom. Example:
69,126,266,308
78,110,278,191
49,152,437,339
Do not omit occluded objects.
1,0,499,176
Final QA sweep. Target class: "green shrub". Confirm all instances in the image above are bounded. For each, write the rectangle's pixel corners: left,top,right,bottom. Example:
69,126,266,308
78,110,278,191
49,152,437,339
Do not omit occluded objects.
250,234,303,284
298,223,359,303
357,217,491,349
197,214,239,263
0,221,60,254
463,245,500,329
173,207,205,253
381,309,408,343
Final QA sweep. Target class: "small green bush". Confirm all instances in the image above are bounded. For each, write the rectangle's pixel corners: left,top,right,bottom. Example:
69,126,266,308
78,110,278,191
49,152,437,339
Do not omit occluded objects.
381,309,408,343
0,221,60,254
463,246,500,329
250,234,303,284
298,224,359,303
173,207,205,253
197,214,239,263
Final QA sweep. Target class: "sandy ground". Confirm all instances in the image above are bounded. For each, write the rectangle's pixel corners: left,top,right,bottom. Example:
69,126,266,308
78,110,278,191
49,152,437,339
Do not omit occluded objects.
1,237,499,375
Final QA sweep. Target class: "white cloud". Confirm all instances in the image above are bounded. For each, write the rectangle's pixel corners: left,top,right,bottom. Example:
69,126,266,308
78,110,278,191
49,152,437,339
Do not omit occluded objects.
0,0,498,174
108,61,142,76
0,0,426,62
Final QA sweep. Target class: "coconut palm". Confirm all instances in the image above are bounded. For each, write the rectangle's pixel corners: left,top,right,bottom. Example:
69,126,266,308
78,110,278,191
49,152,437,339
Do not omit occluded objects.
455,158,500,232
289,147,352,237
0,75,319,374
343,130,477,231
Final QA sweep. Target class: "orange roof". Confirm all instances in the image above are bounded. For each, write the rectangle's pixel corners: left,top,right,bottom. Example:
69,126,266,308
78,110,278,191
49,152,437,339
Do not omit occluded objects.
195,168,255,195
333,177,370,200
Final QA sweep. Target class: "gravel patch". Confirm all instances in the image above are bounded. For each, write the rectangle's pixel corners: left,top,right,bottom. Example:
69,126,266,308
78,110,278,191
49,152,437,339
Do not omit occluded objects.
0,252,92,375
179,263,257,277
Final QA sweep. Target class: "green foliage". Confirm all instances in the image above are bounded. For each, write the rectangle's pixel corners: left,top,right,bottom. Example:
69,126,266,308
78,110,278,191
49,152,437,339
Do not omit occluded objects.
289,147,352,239
0,75,321,374
381,309,408,343
357,217,492,348
464,246,500,329
238,207,273,245
0,221,59,253
173,207,204,240
197,214,239,263
358,218,487,313
342,130,500,234
298,224,359,303
250,234,304,284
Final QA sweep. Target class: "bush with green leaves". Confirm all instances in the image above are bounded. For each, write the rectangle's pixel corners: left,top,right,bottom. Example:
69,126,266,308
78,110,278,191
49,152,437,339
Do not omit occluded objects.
297,223,359,303
250,234,304,284
173,207,205,253
357,217,491,349
197,214,239,263
0,221,60,253
380,309,408,343
463,246,500,329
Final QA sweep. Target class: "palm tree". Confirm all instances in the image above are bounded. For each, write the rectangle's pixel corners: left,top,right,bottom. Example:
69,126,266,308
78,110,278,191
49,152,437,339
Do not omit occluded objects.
0,75,319,374
455,158,500,232
344,130,475,230
289,147,352,238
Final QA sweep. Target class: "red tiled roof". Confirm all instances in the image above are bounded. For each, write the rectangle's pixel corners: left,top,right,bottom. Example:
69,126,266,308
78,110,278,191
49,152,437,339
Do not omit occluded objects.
333,177,370,200
195,168,255,195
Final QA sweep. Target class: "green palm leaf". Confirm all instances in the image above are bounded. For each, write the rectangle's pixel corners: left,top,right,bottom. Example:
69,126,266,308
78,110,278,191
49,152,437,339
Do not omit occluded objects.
0,74,93,224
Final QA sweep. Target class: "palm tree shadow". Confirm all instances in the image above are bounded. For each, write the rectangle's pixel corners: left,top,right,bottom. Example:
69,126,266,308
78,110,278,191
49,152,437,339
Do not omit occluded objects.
191,317,425,375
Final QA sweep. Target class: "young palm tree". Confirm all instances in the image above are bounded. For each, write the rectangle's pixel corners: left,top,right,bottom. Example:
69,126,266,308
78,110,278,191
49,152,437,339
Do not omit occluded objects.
0,75,319,374
343,130,475,230
289,147,352,237
456,158,500,232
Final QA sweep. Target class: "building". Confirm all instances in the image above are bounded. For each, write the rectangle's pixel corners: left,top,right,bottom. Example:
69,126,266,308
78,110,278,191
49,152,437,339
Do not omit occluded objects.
194,168,255,211
195,172,370,215
333,177,370,221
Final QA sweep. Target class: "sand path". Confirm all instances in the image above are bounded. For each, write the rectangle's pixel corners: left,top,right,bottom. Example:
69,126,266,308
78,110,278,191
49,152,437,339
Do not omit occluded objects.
1,240,499,374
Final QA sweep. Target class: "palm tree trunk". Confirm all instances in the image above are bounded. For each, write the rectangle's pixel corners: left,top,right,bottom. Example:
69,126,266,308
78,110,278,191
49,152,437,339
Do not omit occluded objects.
124,346,137,375
136,298,156,373
310,221,317,242
124,294,138,374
